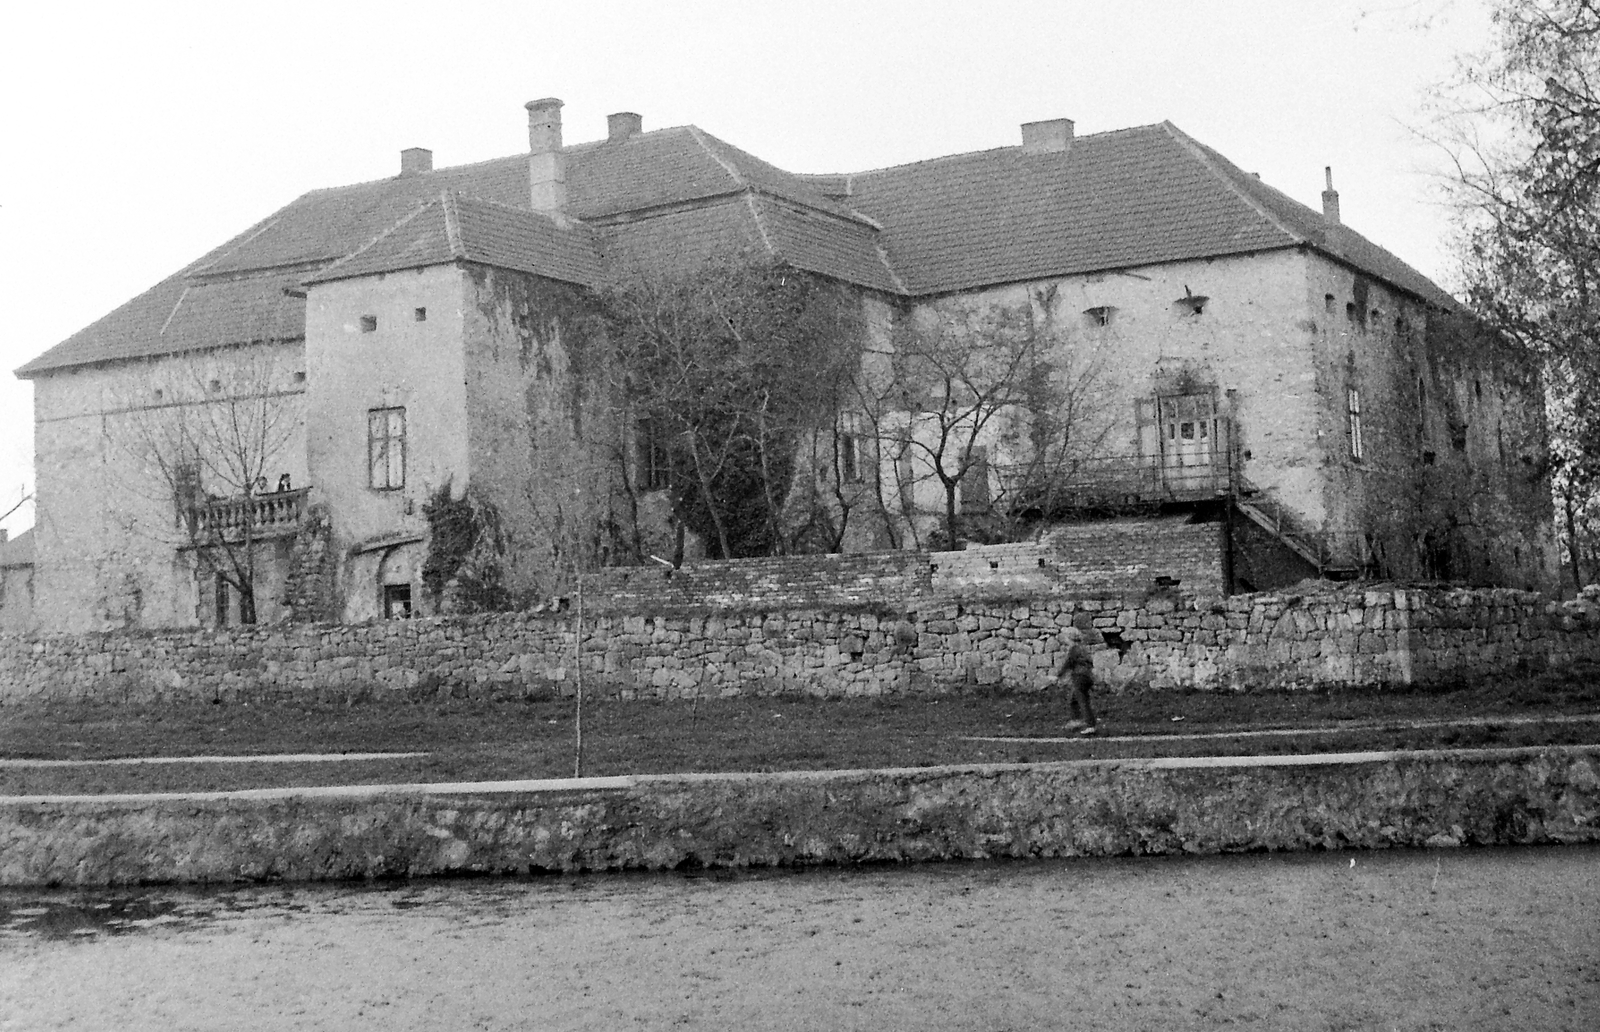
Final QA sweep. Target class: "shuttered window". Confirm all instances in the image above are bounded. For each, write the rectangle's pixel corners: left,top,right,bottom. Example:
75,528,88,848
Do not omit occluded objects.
368,407,406,490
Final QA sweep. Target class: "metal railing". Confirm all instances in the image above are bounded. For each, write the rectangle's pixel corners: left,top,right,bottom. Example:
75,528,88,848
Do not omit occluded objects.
994,451,1232,509
193,488,309,541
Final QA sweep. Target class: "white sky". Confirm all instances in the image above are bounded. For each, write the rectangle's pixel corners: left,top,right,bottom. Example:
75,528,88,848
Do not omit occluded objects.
0,0,1490,537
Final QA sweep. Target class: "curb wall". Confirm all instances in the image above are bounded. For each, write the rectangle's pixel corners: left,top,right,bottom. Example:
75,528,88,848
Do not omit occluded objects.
1,746,1595,887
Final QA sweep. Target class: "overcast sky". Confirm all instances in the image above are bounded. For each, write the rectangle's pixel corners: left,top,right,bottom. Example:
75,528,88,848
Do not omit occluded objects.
0,0,1490,536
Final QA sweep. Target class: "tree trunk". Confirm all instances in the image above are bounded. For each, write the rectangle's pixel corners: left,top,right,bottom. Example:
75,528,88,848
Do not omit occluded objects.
1566,492,1583,592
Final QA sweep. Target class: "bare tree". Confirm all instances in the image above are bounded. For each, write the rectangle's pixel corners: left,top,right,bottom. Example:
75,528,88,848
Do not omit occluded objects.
1429,0,1600,587
114,345,303,624
861,303,1114,549
600,254,862,559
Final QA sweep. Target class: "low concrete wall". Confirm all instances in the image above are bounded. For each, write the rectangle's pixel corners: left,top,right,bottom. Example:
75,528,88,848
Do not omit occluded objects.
2,747,1595,886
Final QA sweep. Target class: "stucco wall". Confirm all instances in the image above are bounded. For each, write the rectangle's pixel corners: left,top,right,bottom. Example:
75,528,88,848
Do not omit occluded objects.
1305,254,1554,587
2,747,1594,886
304,266,470,622
29,345,307,632
459,265,620,600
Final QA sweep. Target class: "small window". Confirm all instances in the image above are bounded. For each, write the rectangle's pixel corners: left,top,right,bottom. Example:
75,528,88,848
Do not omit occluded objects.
1179,421,1196,441
293,371,306,384
1324,294,1336,313
1347,387,1364,461
208,379,221,393
414,307,427,322
384,583,413,620
837,412,864,483
360,315,378,333
1474,379,1483,400
1345,302,1357,323
153,388,164,401
1450,421,1468,453
1422,450,1436,466
1084,306,1115,327
368,407,406,490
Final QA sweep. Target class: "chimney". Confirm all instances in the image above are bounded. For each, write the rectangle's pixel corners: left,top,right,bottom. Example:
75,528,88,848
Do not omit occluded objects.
400,147,433,176
1021,118,1074,155
1322,166,1341,225
525,97,567,211
607,111,642,141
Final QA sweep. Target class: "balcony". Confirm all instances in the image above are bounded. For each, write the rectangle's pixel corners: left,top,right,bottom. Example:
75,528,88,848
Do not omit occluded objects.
995,451,1232,513
193,488,309,543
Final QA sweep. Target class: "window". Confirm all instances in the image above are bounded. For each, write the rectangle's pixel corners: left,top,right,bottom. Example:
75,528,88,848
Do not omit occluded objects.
384,583,413,620
638,419,672,490
1324,294,1336,314
837,412,865,483
360,315,378,333
413,307,427,322
368,407,406,489
1347,388,1363,461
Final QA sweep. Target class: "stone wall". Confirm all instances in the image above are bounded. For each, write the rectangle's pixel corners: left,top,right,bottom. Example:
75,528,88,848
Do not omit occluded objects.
3,584,1600,705
588,517,1220,614
2,747,1595,886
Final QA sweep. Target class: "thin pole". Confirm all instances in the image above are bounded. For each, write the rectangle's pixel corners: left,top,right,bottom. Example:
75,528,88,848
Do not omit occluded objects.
573,571,584,779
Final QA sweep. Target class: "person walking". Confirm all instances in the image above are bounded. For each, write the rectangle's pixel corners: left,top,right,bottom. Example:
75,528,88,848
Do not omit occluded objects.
1048,628,1098,736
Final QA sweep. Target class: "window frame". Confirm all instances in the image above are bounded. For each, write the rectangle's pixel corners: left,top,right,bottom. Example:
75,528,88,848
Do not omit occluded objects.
368,407,407,491
1346,387,1364,462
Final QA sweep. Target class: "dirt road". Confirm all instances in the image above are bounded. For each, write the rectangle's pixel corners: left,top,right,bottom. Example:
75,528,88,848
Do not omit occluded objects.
2,846,1596,1030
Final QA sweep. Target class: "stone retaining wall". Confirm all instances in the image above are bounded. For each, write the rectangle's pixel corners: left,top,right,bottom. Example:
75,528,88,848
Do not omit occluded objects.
2,585,1599,704
2,747,1595,886
587,517,1221,613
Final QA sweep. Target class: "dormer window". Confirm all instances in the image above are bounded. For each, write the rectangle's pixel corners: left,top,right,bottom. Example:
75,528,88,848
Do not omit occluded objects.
1083,305,1116,327
1174,292,1208,317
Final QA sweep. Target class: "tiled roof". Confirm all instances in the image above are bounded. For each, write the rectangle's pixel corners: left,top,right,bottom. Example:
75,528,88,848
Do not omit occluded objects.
17,270,305,377
22,117,1459,377
845,123,1298,295
306,192,605,287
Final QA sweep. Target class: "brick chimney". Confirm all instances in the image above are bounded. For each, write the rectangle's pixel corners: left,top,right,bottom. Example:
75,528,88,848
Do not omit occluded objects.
400,147,433,175
608,112,642,141
526,97,567,211
1021,118,1074,155
1322,166,1341,225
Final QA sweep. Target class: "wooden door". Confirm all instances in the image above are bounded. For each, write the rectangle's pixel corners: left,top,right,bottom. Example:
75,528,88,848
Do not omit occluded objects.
1157,393,1220,496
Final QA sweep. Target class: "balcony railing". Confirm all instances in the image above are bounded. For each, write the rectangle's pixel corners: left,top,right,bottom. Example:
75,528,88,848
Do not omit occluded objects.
193,488,309,542
994,451,1232,511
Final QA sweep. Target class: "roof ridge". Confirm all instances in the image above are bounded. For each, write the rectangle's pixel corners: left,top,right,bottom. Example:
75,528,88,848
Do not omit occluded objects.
838,123,1171,179
440,190,467,260
187,211,291,277
687,125,747,188
1159,121,1307,248
308,197,442,284
156,284,190,338
744,192,777,258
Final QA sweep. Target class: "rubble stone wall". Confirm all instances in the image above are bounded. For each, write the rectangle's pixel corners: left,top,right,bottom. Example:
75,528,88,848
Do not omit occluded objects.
3,748,1596,886
3,585,1599,705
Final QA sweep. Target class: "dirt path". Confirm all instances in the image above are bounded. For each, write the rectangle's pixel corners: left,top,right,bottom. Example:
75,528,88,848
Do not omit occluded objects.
1,846,1596,1031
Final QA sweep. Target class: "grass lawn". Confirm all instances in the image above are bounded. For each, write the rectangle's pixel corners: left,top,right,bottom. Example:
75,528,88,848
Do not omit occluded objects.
2,663,1598,795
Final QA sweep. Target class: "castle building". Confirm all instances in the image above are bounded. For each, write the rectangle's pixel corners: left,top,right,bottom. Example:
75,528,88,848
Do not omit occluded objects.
12,99,1554,632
